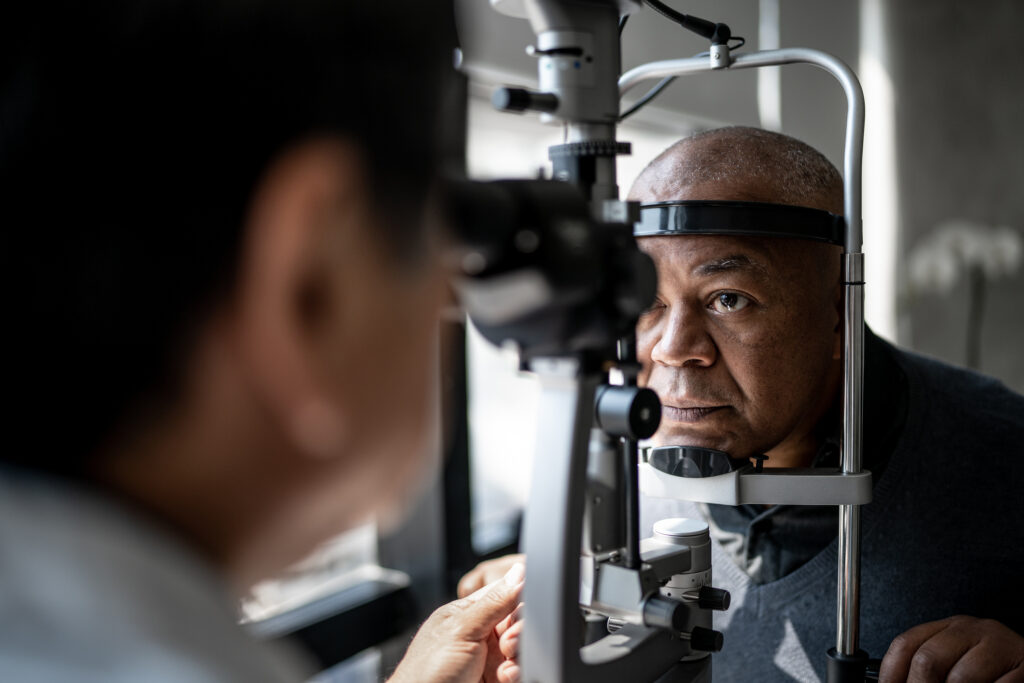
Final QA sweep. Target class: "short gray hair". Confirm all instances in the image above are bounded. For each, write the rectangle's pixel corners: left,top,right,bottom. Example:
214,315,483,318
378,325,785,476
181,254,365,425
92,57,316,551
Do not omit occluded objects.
634,126,843,212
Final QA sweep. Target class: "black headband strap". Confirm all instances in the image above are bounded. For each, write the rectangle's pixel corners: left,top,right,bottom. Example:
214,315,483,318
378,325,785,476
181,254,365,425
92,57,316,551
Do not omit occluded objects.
634,200,845,246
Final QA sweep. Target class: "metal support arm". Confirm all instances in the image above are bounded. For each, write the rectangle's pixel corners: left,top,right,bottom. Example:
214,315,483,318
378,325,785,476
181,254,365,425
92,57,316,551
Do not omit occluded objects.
622,47,867,660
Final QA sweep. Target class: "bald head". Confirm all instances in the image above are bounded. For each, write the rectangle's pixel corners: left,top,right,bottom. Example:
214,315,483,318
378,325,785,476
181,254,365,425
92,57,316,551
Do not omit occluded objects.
629,126,843,214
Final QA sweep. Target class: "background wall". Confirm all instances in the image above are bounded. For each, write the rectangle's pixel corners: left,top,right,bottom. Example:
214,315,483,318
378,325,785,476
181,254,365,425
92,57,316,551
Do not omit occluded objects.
456,0,1024,393
885,0,1024,391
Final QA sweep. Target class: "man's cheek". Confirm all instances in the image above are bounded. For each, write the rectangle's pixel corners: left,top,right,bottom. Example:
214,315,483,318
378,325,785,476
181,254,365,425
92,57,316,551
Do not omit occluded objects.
635,332,654,387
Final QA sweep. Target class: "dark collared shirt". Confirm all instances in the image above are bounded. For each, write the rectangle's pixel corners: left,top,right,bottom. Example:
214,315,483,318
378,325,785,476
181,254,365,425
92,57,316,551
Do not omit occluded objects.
703,328,908,584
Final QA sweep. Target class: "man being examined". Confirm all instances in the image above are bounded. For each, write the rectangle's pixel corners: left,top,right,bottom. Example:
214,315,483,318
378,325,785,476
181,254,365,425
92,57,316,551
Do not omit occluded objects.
463,127,1024,682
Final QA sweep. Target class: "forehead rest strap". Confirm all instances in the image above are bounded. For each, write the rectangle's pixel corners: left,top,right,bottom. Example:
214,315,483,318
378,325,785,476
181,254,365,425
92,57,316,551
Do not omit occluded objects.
635,200,845,246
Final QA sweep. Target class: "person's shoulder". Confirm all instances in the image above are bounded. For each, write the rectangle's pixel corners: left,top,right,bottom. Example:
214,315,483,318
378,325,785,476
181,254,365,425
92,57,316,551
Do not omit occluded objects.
0,469,311,683
882,338,1024,433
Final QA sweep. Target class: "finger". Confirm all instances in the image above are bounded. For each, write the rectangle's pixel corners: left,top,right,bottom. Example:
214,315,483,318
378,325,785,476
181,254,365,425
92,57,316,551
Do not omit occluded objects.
495,603,524,638
450,563,523,615
457,555,527,599
458,570,512,604
483,631,505,683
499,619,523,660
995,667,1024,683
510,601,523,623
904,626,977,683
457,565,493,599
457,572,483,599
880,618,956,683
486,554,525,581
497,659,521,683
452,563,526,641
951,638,1024,682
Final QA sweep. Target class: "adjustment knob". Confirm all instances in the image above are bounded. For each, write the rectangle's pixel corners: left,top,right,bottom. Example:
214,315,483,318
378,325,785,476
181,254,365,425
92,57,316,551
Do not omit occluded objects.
698,585,731,611
492,87,559,114
642,595,688,633
689,626,724,652
594,385,661,439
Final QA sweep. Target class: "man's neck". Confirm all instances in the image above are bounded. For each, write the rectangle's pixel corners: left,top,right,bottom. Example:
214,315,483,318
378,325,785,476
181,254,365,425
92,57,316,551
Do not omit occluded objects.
90,331,300,594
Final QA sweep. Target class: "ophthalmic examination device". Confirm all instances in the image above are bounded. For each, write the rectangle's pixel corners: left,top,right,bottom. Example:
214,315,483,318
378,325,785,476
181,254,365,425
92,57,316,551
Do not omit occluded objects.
448,1,874,680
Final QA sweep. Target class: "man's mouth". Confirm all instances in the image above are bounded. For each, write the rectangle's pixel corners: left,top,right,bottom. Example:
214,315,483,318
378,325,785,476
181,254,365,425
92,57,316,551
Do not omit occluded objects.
661,405,728,423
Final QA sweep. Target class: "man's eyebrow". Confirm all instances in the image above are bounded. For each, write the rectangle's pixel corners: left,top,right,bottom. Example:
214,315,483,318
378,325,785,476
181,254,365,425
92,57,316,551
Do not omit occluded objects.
693,254,770,277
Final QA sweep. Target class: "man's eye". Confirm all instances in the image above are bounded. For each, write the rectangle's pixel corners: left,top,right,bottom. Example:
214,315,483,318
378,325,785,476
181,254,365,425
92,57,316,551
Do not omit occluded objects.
710,292,750,313
641,300,666,316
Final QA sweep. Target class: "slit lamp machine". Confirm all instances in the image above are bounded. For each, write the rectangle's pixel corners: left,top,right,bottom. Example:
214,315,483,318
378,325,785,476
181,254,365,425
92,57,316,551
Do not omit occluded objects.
448,1,873,680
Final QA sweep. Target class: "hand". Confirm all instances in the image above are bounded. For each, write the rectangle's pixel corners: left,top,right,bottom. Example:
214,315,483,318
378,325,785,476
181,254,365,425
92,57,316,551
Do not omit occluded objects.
389,563,525,683
457,554,526,599
879,615,1024,682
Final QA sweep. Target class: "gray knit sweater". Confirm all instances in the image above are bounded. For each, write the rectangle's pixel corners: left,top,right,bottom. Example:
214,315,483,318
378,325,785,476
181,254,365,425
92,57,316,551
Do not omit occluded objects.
642,338,1024,682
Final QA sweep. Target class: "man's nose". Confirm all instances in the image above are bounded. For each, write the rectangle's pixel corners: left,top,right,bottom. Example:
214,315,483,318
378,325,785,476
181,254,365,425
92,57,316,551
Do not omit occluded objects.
650,303,717,367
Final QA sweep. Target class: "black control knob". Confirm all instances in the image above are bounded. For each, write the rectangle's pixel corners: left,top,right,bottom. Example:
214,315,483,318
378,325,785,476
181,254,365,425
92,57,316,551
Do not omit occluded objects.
492,87,559,114
698,585,731,611
642,595,688,633
594,385,661,439
689,626,724,652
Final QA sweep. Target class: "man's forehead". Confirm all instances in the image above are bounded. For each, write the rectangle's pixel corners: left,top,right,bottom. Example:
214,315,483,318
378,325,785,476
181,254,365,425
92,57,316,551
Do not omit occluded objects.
638,234,778,270
629,177,778,205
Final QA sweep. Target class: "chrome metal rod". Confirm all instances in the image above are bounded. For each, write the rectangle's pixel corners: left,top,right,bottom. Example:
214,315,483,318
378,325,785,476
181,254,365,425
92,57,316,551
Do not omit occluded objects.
836,504,862,654
619,334,642,569
618,55,708,95
838,264,866,654
842,263,865,477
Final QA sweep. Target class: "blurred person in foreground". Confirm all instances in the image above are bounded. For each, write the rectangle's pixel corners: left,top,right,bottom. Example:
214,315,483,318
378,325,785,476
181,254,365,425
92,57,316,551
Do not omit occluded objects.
462,127,1024,683
0,1,520,681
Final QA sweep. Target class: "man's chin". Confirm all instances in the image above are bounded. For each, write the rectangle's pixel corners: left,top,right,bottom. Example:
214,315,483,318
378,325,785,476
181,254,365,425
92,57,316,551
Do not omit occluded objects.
648,427,756,458
650,431,730,454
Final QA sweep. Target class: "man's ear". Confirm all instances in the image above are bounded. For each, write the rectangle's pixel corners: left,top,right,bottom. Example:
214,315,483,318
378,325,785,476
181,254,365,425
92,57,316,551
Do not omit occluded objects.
231,138,368,460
